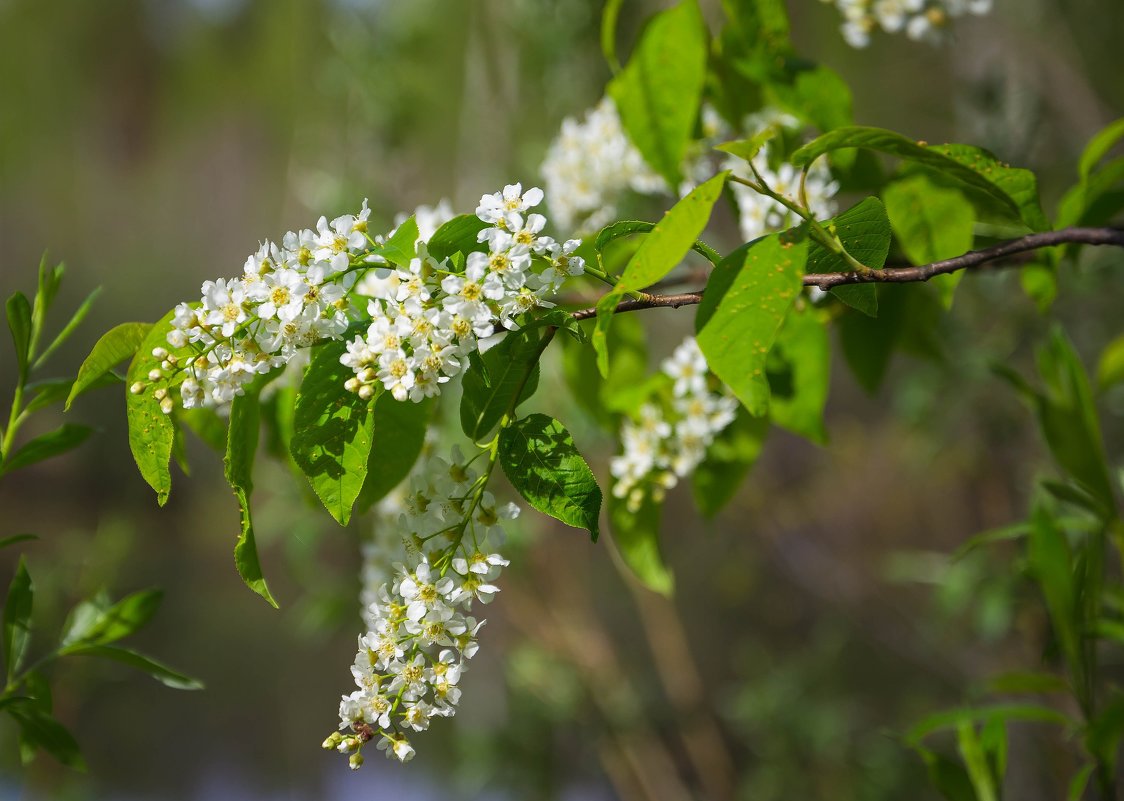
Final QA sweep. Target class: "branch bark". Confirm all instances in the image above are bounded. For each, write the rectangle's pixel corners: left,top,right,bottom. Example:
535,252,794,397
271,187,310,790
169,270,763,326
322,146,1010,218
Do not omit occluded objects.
571,226,1124,321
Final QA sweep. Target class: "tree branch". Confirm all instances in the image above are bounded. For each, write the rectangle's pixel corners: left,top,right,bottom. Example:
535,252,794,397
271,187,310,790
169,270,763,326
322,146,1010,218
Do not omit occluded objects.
571,226,1124,321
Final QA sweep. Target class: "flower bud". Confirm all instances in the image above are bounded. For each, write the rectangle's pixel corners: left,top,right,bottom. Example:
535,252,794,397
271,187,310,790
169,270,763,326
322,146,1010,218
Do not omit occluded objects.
357,384,375,401
147,368,163,382
359,367,377,383
322,732,343,750
348,752,364,770
161,360,173,371
159,396,174,415
154,388,168,401
129,382,147,395
151,347,169,359
344,377,360,393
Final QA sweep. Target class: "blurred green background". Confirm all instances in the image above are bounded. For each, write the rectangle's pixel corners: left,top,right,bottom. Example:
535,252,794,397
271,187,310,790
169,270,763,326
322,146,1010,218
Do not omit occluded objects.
1,0,1123,799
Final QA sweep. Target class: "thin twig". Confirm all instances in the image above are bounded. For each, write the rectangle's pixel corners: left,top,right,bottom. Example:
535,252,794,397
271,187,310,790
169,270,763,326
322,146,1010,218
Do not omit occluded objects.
571,226,1124,320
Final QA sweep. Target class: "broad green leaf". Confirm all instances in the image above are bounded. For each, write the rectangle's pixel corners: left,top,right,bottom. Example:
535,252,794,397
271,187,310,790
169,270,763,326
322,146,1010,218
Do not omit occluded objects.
460,330,543,441
33,286,101,371
1068,764,1095,801
66,322,151,410
1078,118,1124,181
499,414,602,540
696,230,807,415
906,703,1070,746
10,705,83,769
7,292,32,381
1027,505,1082,688
883,175,976,308
425,214,488,262
59,589,162,649
692,405,769,517
609,493,672,596
609,0,708,185
4,558,33,681
1097,333,1124,392
766,63,854,136
838,284,912,393
124,312,177,505
228,385,278,607
65,644,202,690
291,340,376,527
768,305,830,444
792,127,1048,231
617,173,728,292
985,671,1069,695
356,393,433,512
1,424,93,475
1027,330,1115,512
715,127,779,166
594,219,722,267
601,0,624,72
810,197,892,317
372,215,419,267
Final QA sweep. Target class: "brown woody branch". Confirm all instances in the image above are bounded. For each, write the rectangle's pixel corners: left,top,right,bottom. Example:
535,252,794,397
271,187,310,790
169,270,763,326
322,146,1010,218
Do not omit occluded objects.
570,226,1124,321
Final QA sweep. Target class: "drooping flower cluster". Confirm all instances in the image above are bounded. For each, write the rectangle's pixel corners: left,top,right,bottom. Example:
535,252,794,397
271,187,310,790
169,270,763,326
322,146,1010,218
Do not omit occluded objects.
132,186,582,414
325,446,519,768
822,0,992,48
540,96,667,233
610,337,738,512
340,185,585,402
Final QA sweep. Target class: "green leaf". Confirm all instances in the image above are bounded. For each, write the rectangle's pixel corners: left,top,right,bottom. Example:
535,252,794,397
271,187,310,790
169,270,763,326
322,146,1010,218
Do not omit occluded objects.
768,304,830,443
715,127,779,165
809,197,892,317
499,414,602,540
356,393,433,512
371,215,419,267
1068,764,1095,801
838,284,918,393
601,0,624,72
33,286,101,371
1027,505,1082,688
425,214,489,262
9,705,83,769
906,703,1070,746
985,671,1069,695
883,175,976,308
1078,118,1124,182
766,63,854,136
1097,333,1124,392
66,644,203,690
609,493,672,595
225,376,279,607
34,257,65,325
460,330,543,442
66,322,152,410
0,534,38,550
4,558,33,681
59,589,162,649
1,424,93,475
594,219,722,267
696,229,808,415
608,0,708,185
917,750,977,801
956,723,998,801
792,127,1048,231
1029,329,1115,512
7,292,33,381
1087,691,1124,774
290,341,376,527
125,312,177,505
692,405,769,517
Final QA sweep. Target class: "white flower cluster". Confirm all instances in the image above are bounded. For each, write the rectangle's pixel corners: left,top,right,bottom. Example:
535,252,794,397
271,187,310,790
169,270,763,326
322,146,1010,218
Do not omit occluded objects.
340,185,585,402
540,96,666,233
150,207,369,411
610,337,738,512
727,151,839,244
822,0,992,48
326,447,519,767
133,186,581,414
